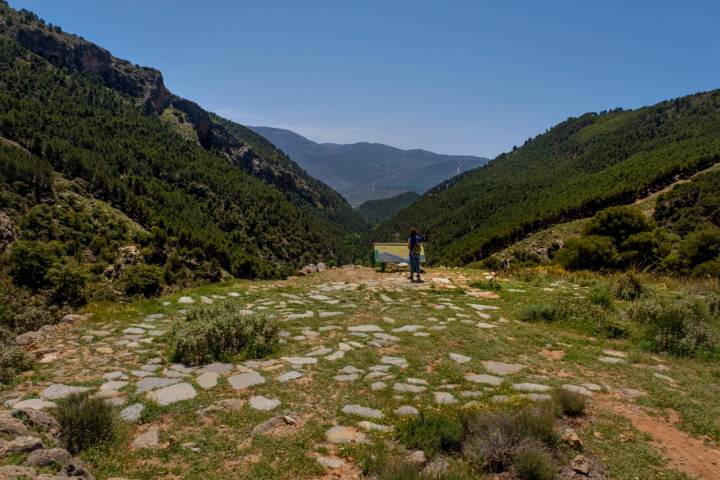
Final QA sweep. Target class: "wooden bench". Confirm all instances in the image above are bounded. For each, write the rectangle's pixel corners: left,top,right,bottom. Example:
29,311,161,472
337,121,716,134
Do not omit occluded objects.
373,242,426,272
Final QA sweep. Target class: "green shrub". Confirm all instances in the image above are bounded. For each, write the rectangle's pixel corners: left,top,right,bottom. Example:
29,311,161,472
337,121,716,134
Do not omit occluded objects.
56,392,116,453
119,264,163,298
613,272,645,300
514,445,556,480
46,260,88,307
679,225,720,268
170,301,279,365
396,410,464,457
378,460,421,480
0,327,33,384
553,389,587,417
555,235,618,271
585,206,653,245
589,284,614,309
692,259,720,278
627,297,719,357
9,240,57,289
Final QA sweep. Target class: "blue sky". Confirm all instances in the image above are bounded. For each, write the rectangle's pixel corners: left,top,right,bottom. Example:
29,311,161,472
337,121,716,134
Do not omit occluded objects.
10,1,720,157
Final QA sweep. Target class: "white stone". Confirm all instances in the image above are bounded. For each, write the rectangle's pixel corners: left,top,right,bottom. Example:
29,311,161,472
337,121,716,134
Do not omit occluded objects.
277,371,304,382
395,405,419,416
196,372,219,390
512,383,551,393
434,392,457,405
249,396,281,411
348,324,383,333
41,384,90,400
120,403,144,422
228,372,266,390
283,356,318,366
465,373,503,386
449,353,471,364
146,383,197,406
178,296,194,304
342,404,384,419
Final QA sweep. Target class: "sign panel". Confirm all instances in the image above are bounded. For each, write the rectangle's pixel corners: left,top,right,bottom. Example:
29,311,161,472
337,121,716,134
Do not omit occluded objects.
373,242,425,263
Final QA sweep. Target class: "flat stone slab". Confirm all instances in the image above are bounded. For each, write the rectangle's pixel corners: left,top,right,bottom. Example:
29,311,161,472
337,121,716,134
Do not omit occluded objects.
201,363,234,375
434,392,457,405
146,383,197,406
132,426,160,449
120,403,145,422
196,372,218,390
316,455,345,469
393,383,426,393
123,327,145,335
381,356,409,368
348,324,383,333
228,372,266,390
602,349,627,358
249,396,281,411
476,322,496,329
277,371,303,382
307,347,333,357
12,399,56,411
468,304,500,311
512,383,551,393
482,361,525,375
41,384,90,400
178,296,194,304
598,356,624,364
136,377,181,394
370,381,387,391
334,373,359,382
358,420,393,432
391,325,424,333
325,425,366,444
342,404,384,419
283,356,318,366
100,380,128,391
395,405,419,416
449,353,471,364
465,373,503,386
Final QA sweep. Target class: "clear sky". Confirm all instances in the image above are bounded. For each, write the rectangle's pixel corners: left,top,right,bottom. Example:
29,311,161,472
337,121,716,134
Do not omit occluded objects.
9,0,720,157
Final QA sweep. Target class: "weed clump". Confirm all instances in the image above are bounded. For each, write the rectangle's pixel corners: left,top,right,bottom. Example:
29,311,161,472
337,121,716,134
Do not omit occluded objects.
613,272,645,301
469,279,502,291
170,300,279,365
588,284,614,309
514,445,556,480
553,389,587,417
627,296,719,357
56,392,116,453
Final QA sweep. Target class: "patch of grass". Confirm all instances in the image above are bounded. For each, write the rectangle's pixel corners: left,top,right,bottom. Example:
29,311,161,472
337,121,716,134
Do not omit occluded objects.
553,389,587,417
589,283,615,309
520,303,557,323
396,410,464,457
170,300,279,365
56,392,117,453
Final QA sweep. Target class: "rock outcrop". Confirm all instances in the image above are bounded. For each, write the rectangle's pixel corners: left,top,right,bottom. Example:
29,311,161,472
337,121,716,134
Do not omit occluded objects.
0,211,16,254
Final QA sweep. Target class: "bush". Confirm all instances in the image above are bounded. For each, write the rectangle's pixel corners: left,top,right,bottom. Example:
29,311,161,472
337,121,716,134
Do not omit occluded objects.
585,206,653,245
170,301,279,365
520,303,557,323
46,260,88,307
555,235,618,271
469,279,502,291
8,240,57,289
119,264,163,298
613,272,645,301
396,410,464,457
56,392,116,453
627,297,719,357
692,259,720,278
0,327,33,384
553,389,587,417
679,225,720,268
514,445,556,480
463,406,556,473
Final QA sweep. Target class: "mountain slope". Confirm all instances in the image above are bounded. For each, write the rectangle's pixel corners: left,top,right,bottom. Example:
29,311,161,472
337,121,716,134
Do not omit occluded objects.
376,91,720,264
250,126,489,205
0,5,365,236
356,192,420,225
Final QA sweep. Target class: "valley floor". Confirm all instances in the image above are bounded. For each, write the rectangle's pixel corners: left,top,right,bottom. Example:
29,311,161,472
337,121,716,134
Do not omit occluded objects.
2,266,719,479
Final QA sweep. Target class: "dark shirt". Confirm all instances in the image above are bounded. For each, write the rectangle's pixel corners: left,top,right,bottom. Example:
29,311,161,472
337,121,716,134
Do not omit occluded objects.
408,234,425,254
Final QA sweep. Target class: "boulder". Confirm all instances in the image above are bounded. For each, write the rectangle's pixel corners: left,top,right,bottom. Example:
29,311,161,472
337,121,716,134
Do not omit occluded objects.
12,408,61,434
316,262,327,272
0,435,44,454
25,448,71,468
15,330,44,346
60,314,88,324
104,245,143,279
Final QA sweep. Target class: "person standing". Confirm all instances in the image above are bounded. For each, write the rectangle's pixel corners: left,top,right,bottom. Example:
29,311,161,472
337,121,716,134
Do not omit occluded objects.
407,228,425,282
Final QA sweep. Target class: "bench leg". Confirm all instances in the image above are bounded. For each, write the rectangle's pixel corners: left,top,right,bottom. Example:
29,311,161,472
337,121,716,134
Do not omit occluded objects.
380,262,386,273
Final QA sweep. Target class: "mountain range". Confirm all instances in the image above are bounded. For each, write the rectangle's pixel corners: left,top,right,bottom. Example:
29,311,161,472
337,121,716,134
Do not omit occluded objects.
249,126,489,205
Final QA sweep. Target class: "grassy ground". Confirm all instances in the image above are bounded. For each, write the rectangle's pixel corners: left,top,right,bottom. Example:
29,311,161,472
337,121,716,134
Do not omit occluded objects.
1,266,718,479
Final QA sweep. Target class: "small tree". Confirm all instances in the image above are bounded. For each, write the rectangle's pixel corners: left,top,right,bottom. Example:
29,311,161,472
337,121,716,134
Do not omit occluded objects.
586,206,653,245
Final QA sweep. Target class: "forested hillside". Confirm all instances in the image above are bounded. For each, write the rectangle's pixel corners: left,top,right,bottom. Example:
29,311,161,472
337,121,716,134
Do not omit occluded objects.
356,192,420,225
376,91,720,264
0,3,366,333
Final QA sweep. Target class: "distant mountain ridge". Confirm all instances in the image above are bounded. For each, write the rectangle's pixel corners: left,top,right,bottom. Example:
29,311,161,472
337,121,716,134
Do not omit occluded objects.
356,192,420,225
250,126,489,205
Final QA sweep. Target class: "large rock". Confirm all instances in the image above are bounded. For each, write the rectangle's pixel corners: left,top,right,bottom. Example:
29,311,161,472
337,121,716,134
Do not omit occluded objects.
104,245,143,279
25,448,71,468
0,411,30,437
1,435,44,454
12,408,61,434
0,465,38,478
325,425,366,444
15,330,44,346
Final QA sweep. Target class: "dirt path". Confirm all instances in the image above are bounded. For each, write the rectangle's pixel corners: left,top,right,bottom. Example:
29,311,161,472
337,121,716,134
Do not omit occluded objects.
599,398,720,480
